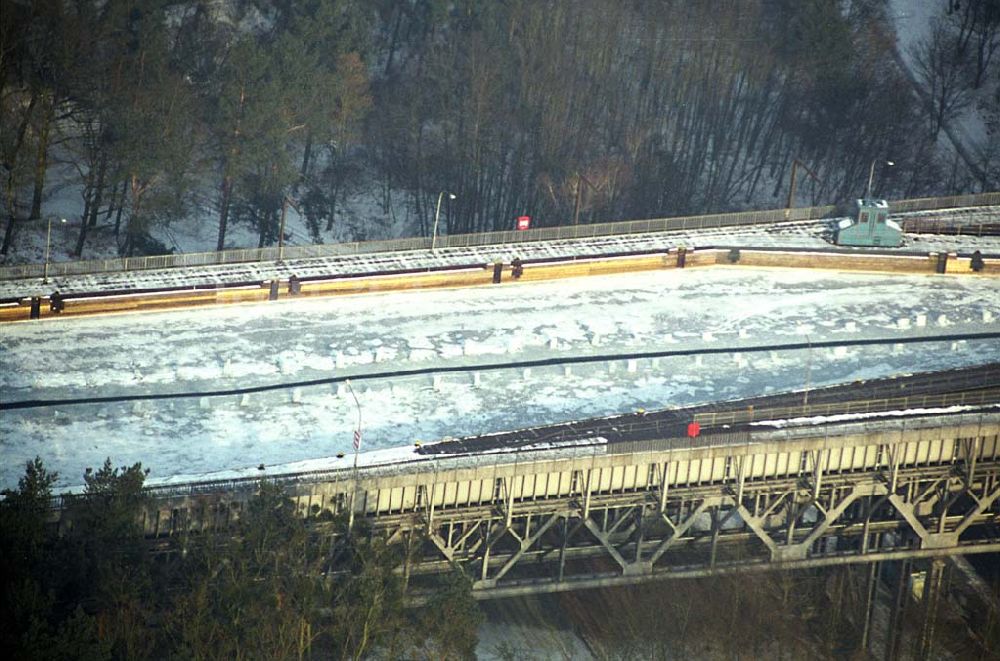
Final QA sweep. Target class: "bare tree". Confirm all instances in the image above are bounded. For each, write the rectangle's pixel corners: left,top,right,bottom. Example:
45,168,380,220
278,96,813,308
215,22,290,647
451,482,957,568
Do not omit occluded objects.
912,23,974,138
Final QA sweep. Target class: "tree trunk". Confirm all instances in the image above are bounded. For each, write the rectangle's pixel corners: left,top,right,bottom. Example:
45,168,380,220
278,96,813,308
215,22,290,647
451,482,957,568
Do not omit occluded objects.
88,154,107,228
384,7,403,77
113,179,127,238
300,131,314,181
0,92,38,255
326,183,338,232
29,99,53,220
257,205,266,248
76,181,93,257
216,175,233,251
1,186,17,256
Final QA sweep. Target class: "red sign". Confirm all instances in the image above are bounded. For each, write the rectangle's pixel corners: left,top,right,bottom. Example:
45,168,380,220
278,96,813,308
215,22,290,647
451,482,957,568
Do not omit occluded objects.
687,421,701,438
516,215,531,231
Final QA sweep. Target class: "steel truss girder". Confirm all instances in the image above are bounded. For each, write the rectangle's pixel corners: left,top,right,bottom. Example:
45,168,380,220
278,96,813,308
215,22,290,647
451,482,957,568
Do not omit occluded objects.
391,462,1000,596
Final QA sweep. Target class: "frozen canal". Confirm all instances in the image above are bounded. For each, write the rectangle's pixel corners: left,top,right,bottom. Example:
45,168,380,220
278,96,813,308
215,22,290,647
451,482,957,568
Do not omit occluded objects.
2,267,998,491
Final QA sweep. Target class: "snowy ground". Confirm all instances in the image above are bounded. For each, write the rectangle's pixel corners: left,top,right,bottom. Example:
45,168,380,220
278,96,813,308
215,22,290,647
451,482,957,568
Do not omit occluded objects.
2,267,998,492
889,0,996,177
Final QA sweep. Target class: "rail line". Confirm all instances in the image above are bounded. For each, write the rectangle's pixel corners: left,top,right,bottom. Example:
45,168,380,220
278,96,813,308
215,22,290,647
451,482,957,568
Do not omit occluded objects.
114,364,1000,502
417,363,1000,455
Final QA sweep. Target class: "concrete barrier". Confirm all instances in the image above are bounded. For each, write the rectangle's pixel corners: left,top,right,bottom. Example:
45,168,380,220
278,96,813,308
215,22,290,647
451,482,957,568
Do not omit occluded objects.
1,249,996,323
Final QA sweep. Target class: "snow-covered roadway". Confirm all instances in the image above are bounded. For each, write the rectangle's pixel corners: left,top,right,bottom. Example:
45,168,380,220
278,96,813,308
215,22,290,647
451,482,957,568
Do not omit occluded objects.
2,266,998,491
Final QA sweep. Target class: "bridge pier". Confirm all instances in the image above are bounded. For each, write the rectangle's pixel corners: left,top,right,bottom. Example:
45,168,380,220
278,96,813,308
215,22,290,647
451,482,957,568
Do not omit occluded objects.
884,559,911,661
914,558,947,661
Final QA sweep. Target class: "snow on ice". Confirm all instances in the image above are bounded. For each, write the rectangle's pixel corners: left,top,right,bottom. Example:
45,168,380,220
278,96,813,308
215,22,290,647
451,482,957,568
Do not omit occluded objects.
1,266,998,491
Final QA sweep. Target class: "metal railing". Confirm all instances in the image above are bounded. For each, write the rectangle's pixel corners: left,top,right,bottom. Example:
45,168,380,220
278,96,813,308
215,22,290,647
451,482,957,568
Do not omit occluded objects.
3,192,997,282
694,388,1000,427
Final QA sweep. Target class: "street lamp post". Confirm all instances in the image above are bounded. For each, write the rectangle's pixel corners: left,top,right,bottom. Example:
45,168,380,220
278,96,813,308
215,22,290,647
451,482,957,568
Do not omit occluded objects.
431,191,456,250
803,334,812,409
345,379,363,534
43,218,66,284
865,159,894,200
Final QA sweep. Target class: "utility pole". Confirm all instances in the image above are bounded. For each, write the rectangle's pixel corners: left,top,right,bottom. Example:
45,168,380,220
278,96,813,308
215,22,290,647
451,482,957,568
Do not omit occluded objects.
345,379,362,534
277,196,300,264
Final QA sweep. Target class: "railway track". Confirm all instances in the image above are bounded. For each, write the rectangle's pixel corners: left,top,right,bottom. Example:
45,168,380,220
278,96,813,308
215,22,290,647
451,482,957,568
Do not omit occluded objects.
124,363,998,501
418,363,1000,455
900,221,1000,237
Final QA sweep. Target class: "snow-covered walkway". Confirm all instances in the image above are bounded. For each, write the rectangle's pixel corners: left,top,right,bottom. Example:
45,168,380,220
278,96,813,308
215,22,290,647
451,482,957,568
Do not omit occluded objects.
2,207,998,300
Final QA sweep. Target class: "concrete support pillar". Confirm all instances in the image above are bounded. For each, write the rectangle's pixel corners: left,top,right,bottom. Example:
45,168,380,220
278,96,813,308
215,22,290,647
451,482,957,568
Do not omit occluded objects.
860,561,880,654
884,559,911,661
915,559,947,661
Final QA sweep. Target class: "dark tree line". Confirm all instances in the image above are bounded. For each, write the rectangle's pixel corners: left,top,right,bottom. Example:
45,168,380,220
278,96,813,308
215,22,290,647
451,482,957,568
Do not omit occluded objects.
1,1,995,260
0,457,482,660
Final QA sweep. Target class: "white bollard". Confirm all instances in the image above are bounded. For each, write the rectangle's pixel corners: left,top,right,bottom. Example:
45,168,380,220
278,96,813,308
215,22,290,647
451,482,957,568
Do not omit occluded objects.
938,314,949,327
591,333,601,346
291,388,301,404
695,355,703,367
984,310,994,323
549,337,558,350
651,357,660,368
433,375,443,390
702,331,715,342
472,372,481,388
240,393,251,407
893,343,903,355
627,359,638,373
200,397,210,409
739,328,749,339
897,318,910,330
335,352,345,369
563,365,572,377
523,368,532,380
915,314,927,327
845,321,857,333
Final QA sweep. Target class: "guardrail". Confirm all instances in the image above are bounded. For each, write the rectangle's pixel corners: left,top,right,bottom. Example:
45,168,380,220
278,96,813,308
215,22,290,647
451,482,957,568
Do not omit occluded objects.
693,388,1000,427
3,192,997,281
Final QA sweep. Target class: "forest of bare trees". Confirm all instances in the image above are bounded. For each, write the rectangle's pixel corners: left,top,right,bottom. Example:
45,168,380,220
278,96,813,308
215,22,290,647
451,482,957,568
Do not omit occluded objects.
1,0,997,259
